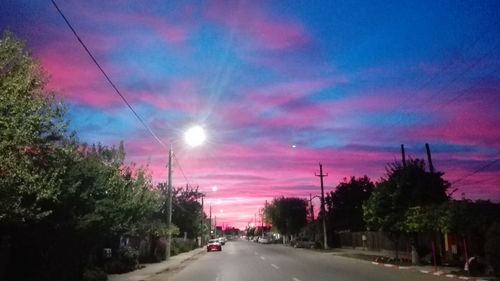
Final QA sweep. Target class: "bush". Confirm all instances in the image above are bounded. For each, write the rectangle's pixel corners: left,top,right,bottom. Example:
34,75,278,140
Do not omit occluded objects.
171,239,197,256
105,246,139,274
82,268,107,281
485,223,500,277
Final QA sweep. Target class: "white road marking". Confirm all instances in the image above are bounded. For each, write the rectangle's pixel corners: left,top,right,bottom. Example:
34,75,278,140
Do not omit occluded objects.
292,278,301,281
260,256,266,260
271,263,279,269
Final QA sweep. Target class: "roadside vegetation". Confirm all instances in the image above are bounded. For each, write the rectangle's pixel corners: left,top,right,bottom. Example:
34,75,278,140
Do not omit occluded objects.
0,31,205,281
261,159,500,276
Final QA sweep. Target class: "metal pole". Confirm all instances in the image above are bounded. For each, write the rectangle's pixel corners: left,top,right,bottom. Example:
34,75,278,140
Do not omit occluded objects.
165,145,173,260
319,163,328,249
261,208,264,239
200,195,204,245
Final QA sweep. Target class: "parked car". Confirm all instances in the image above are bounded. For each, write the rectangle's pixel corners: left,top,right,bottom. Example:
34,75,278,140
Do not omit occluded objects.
258,237,272,244
290,238,315,248
218,236,227,245
207,239,222,252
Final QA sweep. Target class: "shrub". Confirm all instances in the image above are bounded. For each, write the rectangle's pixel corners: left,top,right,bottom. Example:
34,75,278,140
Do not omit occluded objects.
105,246,139,274
171,239,197,256
82,268,107,281
485,223,500,277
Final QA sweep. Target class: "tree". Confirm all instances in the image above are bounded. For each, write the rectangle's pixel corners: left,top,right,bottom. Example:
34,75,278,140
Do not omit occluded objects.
364,159,450,232
363,158,450,262
265,197,308,240
485,223,500,277
169,185,204,239
325,176,374,232
1,30,69,224
1,30,171,281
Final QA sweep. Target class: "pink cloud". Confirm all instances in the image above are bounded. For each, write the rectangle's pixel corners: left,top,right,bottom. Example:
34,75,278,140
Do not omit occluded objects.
206,0,311,51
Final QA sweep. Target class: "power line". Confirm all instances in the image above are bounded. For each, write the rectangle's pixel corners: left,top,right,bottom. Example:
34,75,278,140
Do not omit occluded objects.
451,158,500,185
173,153,195,190
50,0,167,151
51,0,200,197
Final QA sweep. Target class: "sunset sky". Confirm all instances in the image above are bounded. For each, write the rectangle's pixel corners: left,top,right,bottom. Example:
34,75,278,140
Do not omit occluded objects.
1,0,499,229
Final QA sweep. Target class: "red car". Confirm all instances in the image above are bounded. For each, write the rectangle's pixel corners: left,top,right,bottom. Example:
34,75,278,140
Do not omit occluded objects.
207,239,222,252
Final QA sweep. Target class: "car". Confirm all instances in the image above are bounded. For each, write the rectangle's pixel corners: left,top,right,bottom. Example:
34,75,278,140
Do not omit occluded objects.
207,239,222,252
218,236,227,245
258,237,272,244
290,238,315,248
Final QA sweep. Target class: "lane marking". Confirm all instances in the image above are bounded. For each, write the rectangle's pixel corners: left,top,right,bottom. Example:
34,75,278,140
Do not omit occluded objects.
260,256,266,260
271,263,279,269
292,278,301,281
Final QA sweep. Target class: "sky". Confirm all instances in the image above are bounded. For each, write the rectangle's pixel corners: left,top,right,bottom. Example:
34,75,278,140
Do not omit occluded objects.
1,0,500,229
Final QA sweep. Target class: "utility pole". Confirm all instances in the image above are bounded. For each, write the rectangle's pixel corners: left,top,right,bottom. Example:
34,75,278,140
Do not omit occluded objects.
200,195,204,245
401,144,406,168
165,145,173,260
209,205,212,238
261,208,264,239
214,216,217,237
315,163,328,250
262,200,267,238
425,143,435,173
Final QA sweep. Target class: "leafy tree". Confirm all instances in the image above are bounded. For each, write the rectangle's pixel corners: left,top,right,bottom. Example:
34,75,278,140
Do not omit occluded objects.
0,30,69,223
439,199,500,258
325,176,374,232
246,226,256,237
363,159,450,261
1,30,172,281
173,185,203,239
364,159,450,232
265,197,308,239
485,223,500,277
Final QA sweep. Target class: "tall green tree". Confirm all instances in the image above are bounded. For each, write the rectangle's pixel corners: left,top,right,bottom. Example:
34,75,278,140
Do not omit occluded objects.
363,158,450,262
363,159,450,233
0,31,69,223
171,185,204,239
265,197,308,239
325,176,374,232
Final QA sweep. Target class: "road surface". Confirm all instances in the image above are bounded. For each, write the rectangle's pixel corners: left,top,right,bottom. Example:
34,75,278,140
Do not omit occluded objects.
163,239,447,281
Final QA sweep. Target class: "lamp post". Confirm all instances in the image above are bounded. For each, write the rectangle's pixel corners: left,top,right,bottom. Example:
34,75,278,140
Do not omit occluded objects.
165,125,206,260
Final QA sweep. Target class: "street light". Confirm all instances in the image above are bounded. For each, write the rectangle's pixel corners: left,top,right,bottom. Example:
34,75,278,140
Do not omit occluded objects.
165,125,206,260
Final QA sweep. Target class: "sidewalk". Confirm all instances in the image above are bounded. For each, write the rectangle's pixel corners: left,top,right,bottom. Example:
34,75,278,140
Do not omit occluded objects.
326,247,497,281
108,247,205,281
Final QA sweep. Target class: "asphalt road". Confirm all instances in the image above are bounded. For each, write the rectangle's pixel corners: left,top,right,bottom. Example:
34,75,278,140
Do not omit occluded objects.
166,239,446,281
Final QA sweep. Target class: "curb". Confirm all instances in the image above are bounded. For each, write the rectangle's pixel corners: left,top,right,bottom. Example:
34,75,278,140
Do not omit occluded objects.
370,262,490,281
108,247,205,281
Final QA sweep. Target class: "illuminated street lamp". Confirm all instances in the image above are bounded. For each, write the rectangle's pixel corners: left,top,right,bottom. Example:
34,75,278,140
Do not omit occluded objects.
165,125,206,260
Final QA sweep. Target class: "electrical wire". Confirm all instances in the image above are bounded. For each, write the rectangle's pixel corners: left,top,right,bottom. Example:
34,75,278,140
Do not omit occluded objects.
51,0,202,205
50,0,168,151
451,158,500,185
